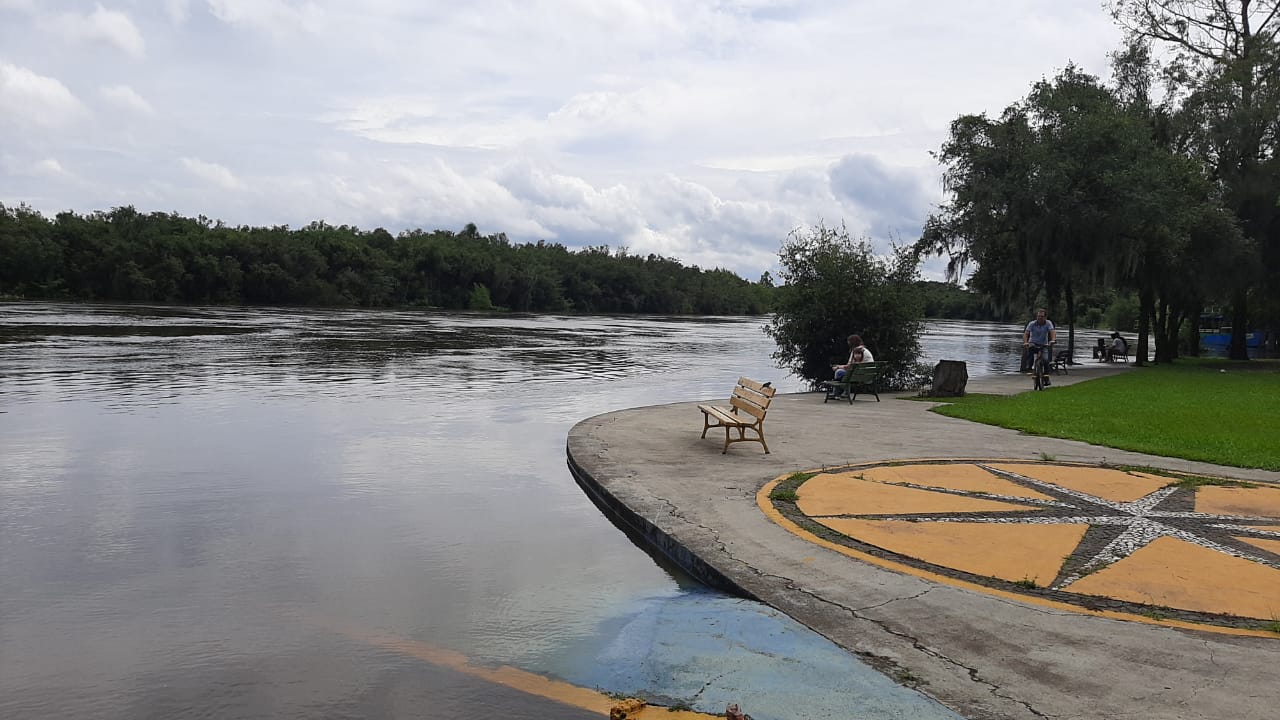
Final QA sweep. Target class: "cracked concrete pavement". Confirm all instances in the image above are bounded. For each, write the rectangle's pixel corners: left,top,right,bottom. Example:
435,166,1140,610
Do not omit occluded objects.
566,364,1280,720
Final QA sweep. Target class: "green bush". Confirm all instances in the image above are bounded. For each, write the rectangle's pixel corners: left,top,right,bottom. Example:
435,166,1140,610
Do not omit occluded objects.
766,223,924,390
1106,293,1140,333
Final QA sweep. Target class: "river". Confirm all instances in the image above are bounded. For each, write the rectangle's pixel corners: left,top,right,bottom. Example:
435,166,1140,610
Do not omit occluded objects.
0,303,1105,719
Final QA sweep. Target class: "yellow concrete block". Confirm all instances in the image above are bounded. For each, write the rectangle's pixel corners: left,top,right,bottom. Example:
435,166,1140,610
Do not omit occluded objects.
816,517,1089,585
1196,485,1280,519
1063,536,1280,620
856,464,1055,501
988,464,1168,502
797,475,1038,517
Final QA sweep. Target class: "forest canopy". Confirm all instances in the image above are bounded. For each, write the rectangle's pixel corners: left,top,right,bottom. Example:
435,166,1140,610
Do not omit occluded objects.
0,204,774,315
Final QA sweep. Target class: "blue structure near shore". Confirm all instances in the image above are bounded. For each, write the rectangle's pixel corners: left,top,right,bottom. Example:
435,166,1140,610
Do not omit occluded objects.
1200,314,1265,348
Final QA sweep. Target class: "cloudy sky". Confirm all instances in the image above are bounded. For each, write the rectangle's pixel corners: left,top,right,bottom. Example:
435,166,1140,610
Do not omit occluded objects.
0,0,1122,279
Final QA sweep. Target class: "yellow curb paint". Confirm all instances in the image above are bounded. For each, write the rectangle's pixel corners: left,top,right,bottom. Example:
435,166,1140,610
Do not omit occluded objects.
758,465,1280,638
815,517,1088,585
856,464,1055,501
797,475,1038,517
987,464,1168,502
1196,485,1280,519
1236,536,1280,557
1062,536,1280,620
306,614,720,719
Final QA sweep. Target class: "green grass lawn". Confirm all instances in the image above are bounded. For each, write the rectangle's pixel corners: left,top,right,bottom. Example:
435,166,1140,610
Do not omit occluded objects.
927,359,1280,470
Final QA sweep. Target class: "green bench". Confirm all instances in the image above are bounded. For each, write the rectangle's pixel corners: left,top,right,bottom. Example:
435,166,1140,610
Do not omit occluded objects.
821,361,886,403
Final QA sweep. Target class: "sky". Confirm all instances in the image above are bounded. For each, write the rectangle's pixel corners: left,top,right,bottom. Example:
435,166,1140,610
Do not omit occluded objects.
0,0,1124,280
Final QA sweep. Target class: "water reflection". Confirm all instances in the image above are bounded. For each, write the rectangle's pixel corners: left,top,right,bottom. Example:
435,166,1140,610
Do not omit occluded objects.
0,303,1136,719
0,303,802,720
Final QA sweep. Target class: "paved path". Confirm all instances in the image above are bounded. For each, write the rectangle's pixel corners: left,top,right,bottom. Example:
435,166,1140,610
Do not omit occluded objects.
567,363,1280,720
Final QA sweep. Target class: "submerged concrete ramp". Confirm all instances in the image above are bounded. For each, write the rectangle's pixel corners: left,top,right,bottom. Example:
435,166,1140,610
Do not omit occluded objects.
567,366,1280,720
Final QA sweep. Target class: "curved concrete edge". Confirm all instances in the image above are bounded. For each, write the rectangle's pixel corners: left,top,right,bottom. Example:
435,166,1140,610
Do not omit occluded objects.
566,382,1280,720
565,402,1011,719
567,445,758,600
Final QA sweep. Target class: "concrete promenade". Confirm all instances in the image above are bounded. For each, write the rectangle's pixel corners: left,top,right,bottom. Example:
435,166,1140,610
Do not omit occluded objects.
566,363,1280,720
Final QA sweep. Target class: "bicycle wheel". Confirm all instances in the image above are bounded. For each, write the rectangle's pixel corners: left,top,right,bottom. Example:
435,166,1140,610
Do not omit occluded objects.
1033,357,1044,391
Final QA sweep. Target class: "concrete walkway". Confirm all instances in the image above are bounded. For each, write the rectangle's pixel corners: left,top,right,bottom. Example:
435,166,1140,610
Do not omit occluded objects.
566,363,1280,720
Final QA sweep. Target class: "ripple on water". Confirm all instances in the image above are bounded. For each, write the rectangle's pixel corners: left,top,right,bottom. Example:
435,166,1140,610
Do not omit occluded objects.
0,303,1020,719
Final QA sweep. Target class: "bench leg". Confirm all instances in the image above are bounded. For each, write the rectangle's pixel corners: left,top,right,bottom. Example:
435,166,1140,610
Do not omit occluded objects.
701,412,712,438
720,424,769,454
849,385,881,402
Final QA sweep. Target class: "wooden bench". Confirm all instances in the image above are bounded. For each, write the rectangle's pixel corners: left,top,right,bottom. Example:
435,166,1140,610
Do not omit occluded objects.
821,361,886,403
698,377,775,454
1050,349,1071,374
1107,345,1130,363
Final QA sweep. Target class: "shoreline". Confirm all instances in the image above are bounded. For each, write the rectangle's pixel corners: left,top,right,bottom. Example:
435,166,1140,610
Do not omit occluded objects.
566,366,1280,719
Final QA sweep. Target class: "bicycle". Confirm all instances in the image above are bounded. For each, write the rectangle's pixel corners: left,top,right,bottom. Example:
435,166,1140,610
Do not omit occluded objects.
1028,342,1053,391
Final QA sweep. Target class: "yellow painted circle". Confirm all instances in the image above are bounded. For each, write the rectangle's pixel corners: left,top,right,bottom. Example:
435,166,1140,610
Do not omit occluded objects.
761,460,1280,635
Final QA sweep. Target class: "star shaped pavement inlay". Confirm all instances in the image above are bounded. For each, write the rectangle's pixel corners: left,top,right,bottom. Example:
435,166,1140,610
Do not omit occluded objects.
959,464,1280,589
775,461,1280,627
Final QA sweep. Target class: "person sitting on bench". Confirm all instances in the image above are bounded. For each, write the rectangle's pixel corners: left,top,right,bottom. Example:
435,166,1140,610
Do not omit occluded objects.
1092,337,1107,361
1106,332,1128,361
830,334,873,397
831,334,874,380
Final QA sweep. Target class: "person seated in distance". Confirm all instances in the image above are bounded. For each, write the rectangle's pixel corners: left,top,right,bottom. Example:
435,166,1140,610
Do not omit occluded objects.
1106,331,1128,361
831,334,874,380
830,334,874,397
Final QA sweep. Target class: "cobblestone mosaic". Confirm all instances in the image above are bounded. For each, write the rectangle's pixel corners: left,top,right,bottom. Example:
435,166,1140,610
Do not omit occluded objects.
767,460,1280,632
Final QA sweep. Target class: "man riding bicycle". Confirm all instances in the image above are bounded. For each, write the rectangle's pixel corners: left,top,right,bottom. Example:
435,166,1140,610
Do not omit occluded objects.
1023,308,1057,385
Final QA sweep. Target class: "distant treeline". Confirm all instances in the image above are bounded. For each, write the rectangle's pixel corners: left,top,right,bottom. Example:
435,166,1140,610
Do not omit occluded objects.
0,205,773,314
0,204,1020,321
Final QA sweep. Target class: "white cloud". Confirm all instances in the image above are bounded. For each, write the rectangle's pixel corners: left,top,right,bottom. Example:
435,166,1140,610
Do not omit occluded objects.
328,95,543,150
34,158,68,177
165,0,192,24
0,0,1127,279
99,84,154,115
181,158,243,191
206,0,323,35
0,64,85,128
53,4,146,59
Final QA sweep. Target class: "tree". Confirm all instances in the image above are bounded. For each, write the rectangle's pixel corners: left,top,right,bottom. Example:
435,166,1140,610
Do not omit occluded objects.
920,65,1237,365
0,206,777,314
766,223,923,390
0,203,63,297
1109,0,1280,358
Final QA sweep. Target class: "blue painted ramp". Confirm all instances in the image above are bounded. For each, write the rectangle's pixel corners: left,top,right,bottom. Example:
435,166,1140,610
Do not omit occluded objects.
549,590,963,720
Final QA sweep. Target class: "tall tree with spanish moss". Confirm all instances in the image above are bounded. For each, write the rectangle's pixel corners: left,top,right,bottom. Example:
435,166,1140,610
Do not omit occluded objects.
1108,0,1280,359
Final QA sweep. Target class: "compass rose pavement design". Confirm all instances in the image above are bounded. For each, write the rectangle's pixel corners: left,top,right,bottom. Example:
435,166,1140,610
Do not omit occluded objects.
764,460,1280,631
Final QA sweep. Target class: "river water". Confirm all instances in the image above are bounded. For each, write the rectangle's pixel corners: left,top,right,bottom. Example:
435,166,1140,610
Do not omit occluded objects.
0,304,1097,719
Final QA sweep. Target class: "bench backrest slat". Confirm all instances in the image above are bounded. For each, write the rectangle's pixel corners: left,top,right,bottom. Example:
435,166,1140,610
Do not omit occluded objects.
844,362,883,380
732,379,774,412
736,376,776,396
729,395,768,420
